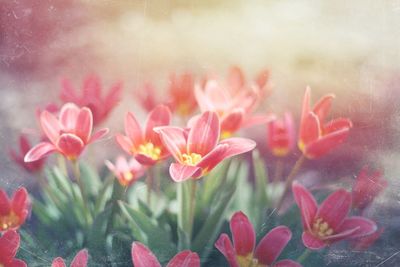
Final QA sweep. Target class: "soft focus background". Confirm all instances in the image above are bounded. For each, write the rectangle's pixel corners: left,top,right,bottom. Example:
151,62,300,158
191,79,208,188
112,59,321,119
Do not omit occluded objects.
1,0,400,266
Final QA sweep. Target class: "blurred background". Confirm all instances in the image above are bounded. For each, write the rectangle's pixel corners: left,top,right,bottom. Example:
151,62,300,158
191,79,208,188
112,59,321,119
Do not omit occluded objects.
1,0,400,265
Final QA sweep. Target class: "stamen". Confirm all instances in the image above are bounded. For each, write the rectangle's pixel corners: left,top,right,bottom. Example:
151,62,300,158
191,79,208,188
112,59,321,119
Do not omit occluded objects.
312,217,334,237
138,142,161,160
0,212,19,231
182,153,202,166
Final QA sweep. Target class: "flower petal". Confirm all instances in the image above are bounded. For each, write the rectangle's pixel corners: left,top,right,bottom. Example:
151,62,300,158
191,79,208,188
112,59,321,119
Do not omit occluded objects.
240,113,275,129
298,112,320,151
51,257,67,267
59,103,80,130
227,66,245,93
60,79,79,103
89,128,109,143
304,128,350,159
104,82,122,111
40,110,61,144
9,259,27,267
75,107,93,143
323,118,352,134
0,189,11,216
11,188,28,217
219,137,256,159
115,134,134,154
135,154,158,166
302,231,326,250
166,250,200,267
169,163,202,182
230,212,256,257
56,134,85,160
215,234,240,267
299,87,311,132
292,182,318,231
312,94,335,122
254,226,292,265
188,111,220,156
336,216,377,239
154,127,187,163
144,105,171,146
316,189,351,231
131,242,161,267
125,112,143,148
220,109,244,135
70,249,88,267
196,144,228,173
24,142,56,162
0,230,20,263
274,259,302,267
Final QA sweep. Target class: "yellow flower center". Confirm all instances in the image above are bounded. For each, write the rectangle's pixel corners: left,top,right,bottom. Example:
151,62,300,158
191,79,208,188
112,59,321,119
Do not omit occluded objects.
221,131,232,140
272,147,289,157
182,153,202,166
138,142,161,160
312,218,334,238
0,212,19,231
237,254,265,267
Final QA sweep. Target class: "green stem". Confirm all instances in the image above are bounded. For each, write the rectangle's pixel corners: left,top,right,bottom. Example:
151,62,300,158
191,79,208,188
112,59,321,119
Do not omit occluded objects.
57,154,67,176
146,168,154,207
297,248,312,263
73,160,91,225
273,159,284,182
188,180,197,240
105,180,125,235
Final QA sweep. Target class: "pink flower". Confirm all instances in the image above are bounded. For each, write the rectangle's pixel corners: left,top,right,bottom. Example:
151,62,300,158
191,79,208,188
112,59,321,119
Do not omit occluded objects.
155,111,256,182
131,242,200,267
60,75,122,125
350,228,384,250
215,211,301,267
105,156,146,187
267,112,295,157
52,249,88,267
292,182,377,250
24,103,109,162
0,230,27,267
298,87,353,159
0,187,30,232
134,82,160,113
167,72,197,117
9,134,45,173
115,105,171,166
352,166,388,210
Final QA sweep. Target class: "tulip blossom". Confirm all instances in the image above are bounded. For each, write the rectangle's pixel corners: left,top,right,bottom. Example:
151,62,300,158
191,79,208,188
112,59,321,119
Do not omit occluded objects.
0,230,27,267
52,249,88,267
0,187,30,232
292,182,377,250
195,66,271,138
167,72,197,117
298,87,353,159
215,211,301,267
351,228,384,250
105,156,147,187
9,134,45,173
24,103,109,162
267,112,295,157
155,111,256,182
352,166,388,210
131,242,200,267
116,105,171,166
60,75,122,125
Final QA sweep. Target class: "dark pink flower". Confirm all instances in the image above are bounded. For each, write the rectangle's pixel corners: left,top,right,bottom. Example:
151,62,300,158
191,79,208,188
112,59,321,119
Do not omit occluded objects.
105,156,146,187
352,166,387,210
24,103,109,162
61,75,122,125
9,134,45,173
292,182,377,250
267,112,295,157
115,105,171,166
155,111,256,182
0,230,26,267
215,211,301,267
131,242,200,267
52,249,88,267
0,187,30,232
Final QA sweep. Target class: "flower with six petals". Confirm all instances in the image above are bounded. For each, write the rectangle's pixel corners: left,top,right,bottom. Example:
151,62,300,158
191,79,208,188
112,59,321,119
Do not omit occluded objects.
51,249,88,267
105,156,146,187
0,230,27,267
0,187,30,232
267,112,295,157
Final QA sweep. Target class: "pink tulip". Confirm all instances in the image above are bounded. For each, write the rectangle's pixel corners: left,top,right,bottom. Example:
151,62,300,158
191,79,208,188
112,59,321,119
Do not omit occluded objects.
24,103,109,162
292,182,377,250
0,187,30,232
215,211,301,267
52,249,88,267
267,112,295,157
155,111,256,182
105,156,146,187
9,134,45,173
0,230,26,267
131,242,200,267
115,105,171,166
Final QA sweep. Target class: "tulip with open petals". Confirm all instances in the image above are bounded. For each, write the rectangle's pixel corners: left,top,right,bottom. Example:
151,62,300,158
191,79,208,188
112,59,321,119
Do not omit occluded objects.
0,230,26,267
115,105,171,166
292,182,377,250
105,156,146,187
155,111,256,182
267,112,295,157
24,103,109,162
298,87,352,159
215,211,301,267
131,242,200,267
0,187,30,232
52,249,88,267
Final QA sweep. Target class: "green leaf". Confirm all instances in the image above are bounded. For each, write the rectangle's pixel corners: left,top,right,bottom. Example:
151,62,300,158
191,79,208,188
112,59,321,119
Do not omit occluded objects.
79,162,101,196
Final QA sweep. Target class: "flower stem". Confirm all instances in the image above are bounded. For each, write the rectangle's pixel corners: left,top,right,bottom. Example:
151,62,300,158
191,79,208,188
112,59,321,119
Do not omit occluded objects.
73,160,91,225
273,159,284,182
188,180,197,239
276,155,306,211
297,248,312,263
146,168,154,207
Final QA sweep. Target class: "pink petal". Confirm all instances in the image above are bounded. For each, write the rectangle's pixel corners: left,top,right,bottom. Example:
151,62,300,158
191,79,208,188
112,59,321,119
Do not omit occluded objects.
298,112,320,150
9,259,27,267
169,163,201,182
70,249,88,267
75,107,93,143
104,82,123,111
317,189,351,231
18,135,31,154
89,128,109,143
274,260,302,267
135,154,158,166
0,230,20,263
292,182,318,231
320,227,359,242
255,226,292,265
188,111,220,156
131,242,161,267
302,232,326,250
166,250,200,267
230,211,255,257
304,128,350,159
351,228,384,250
0,189,11,215
59,103,80,130
115,134,133,154
220,110,244,135
56,134,85,160
240,113,275,129
215,234,240,267
227,66,245,93
196,144,228,173
323,118,352,134
125,112,144,148
40,110,61,144
154,127,187,163
144,105,171,146
82,75,101,99
312,94,335,123
299,87,311,131
255,69,269,89
11,187,28,217
194,85,215,112
60,79,79,103
24,142,56,162
219,137,256,159
336,217,377,239
51,257,67,267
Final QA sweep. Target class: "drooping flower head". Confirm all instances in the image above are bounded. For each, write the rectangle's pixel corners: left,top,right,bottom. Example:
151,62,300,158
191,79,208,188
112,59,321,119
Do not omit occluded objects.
292,182,377,250
9,134,46,173
167,72,197,117
267,112,295,157
0,187,30,232
155,111,256,182
116,105,171,166
61,75,122,125
24,103,109,162
131,242,200,267
105,156,146,187
52,249,88,267
215,211,301,267
352,166,387,211
298,87,353,159
0,230,27,267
